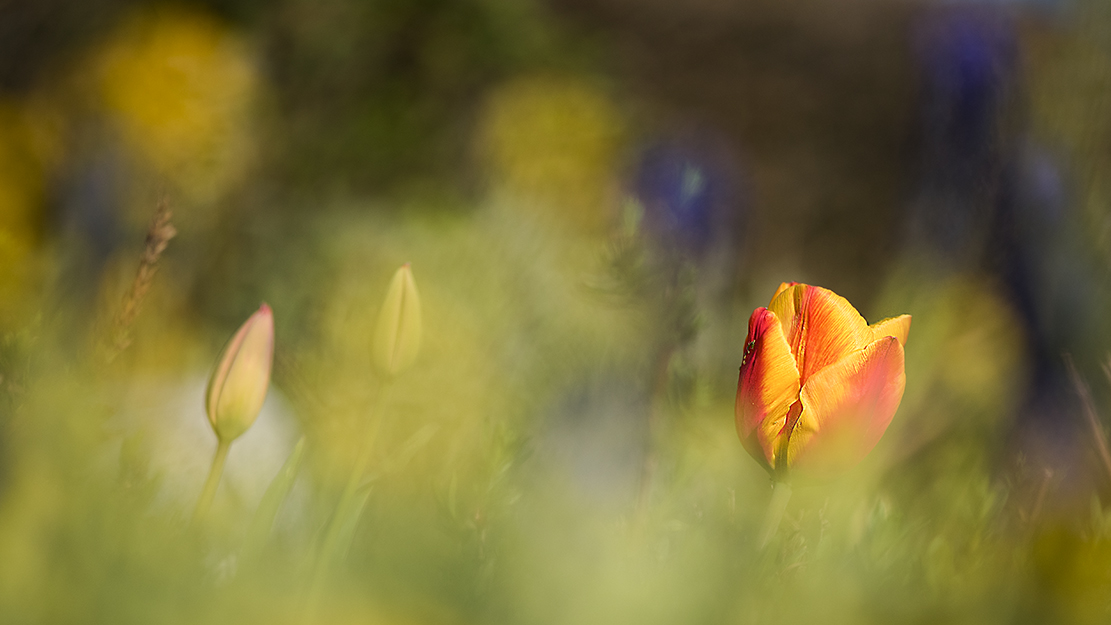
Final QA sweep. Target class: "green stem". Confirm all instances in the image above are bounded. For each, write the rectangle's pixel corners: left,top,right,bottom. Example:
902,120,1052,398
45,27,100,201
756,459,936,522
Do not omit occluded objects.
328,385,390,545
305,382,392,617
759,481,792,549
193,439,231,524
635,344,676,515
242,436,307,560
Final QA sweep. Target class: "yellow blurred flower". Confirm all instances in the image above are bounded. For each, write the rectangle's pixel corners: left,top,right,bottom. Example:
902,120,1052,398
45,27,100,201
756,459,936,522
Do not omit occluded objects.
0,102,52,321
476,76,625,234
0,106,45,238
872,268,1027,458
94,8,257,215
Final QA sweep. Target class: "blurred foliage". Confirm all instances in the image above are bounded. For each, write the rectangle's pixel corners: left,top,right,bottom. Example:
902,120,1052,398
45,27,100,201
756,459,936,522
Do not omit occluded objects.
2,0,1111,624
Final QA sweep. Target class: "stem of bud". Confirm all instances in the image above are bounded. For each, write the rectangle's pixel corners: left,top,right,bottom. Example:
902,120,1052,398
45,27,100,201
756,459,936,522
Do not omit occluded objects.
193,439,231,524
305,382,392,618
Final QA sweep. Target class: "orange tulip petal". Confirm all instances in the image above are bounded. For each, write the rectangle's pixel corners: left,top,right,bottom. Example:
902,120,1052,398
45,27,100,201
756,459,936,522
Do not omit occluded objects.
870,314,912,347
784,336,906,470
736,307,801,470
768,284,870,384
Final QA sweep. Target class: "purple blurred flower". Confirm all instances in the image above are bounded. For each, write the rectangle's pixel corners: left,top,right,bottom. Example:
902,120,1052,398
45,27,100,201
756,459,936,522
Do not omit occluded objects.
907,8,1020,259
631,135,744,260
914,9,1018,154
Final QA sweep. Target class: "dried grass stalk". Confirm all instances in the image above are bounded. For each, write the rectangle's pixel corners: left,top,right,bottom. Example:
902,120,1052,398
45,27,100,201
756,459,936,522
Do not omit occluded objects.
1065,354,1111,485
104,197,177,362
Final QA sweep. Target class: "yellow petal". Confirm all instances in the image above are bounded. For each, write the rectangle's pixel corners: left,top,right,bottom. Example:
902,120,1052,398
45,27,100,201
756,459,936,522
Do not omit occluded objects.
373,264,423,377
768,283,870,384
870,314,911,346
784,336,906,470
771,281,797,301
735,307,801,470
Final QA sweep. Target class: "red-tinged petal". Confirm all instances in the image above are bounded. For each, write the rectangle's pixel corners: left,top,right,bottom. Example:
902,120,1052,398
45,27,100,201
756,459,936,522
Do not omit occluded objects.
767,283,870,384
736,307,801,470
782,336,906,471
870,314,912,347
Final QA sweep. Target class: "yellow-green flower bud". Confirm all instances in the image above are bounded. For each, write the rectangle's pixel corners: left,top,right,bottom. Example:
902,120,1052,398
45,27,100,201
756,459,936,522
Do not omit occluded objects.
373,264,422,377
205,303,275,442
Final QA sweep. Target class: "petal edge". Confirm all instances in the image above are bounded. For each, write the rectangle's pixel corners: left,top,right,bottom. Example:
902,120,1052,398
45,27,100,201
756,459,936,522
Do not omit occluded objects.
870,314,912,347
735,307,801,470
785,336,906,470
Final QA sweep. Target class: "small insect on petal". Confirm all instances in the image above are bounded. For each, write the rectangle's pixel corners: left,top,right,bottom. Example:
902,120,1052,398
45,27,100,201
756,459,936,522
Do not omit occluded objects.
735,307,800,471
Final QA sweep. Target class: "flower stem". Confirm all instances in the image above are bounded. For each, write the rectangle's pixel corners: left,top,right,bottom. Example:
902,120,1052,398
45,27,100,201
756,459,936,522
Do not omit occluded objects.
636,344,676,515
305,382,392,618
759,481,792,549
327,384,390,546
193,439,231,524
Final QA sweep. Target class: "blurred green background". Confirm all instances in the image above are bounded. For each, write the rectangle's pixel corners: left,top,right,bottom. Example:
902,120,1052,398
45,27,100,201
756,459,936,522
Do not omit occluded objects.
2,0,1111,622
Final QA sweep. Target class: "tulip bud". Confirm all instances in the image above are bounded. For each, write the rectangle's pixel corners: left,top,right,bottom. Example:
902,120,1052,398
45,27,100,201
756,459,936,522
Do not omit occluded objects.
205,304,275,442
373,264,422,377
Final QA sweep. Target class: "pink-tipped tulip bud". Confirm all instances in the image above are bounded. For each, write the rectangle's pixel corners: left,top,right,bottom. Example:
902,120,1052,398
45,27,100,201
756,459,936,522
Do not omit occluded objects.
373,264,422,378
205,304,275,442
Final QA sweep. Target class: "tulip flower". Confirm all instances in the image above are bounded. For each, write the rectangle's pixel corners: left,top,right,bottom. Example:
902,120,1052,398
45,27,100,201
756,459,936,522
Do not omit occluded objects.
312,264,421,607
194,303,275,522
372,263,422,378
736,283,910,478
